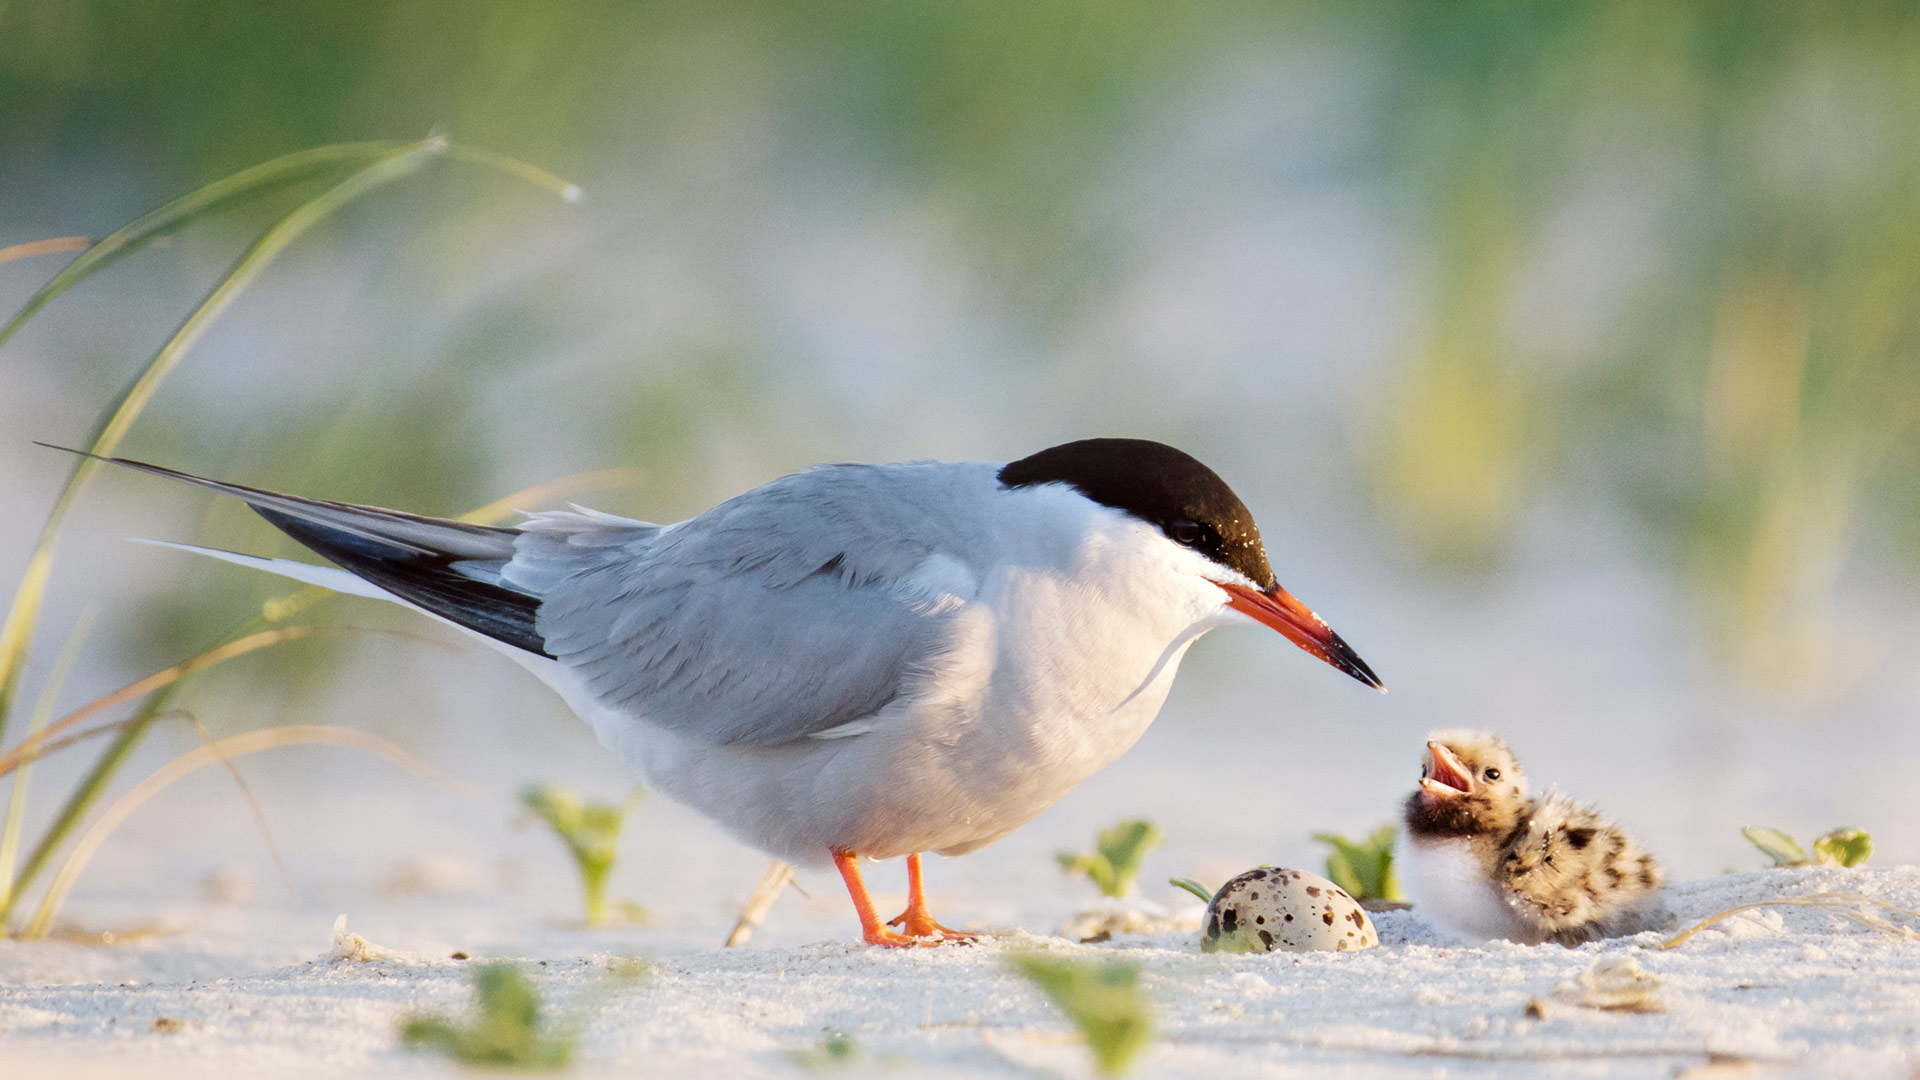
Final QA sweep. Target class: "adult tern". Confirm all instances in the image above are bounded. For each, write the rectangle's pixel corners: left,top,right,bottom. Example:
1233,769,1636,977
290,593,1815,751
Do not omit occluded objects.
50,438,1381,946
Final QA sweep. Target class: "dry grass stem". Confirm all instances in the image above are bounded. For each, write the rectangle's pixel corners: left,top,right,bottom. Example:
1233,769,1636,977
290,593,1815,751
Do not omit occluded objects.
457,467,650,526
21,723,482,937
1659,892,1920,950
179,712,297,901
724,859,795,946
0,627,316,780
0,236,93,265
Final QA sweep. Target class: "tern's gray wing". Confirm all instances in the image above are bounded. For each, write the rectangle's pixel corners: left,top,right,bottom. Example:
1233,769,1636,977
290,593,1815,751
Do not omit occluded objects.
504,462,990,747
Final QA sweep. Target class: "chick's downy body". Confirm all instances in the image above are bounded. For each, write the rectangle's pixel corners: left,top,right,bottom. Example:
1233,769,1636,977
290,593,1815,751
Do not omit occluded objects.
1399,730,1663,946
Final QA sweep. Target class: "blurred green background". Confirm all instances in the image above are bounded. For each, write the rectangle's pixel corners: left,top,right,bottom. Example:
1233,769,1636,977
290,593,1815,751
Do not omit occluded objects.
4,1,1920,880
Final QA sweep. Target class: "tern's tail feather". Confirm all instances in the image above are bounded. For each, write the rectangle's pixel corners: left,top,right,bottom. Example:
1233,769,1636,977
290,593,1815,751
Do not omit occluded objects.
42,444,551,658
131,539,392,600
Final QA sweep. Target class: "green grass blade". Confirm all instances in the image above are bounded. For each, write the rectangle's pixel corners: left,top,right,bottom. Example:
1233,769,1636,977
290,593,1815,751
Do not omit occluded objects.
1168,877,1214,904
441,143,583,203
0,608,96,911
0,140,413,351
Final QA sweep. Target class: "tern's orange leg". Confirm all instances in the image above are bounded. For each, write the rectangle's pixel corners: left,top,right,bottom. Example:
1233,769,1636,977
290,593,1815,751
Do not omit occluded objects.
886,853,975,942
832,850,921,947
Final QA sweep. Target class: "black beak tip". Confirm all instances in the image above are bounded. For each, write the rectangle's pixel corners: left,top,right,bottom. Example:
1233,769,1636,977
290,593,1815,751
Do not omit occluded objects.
1327,632,1385,692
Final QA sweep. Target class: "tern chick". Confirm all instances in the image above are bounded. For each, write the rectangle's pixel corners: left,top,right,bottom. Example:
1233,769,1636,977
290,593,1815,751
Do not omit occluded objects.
1399,730,1663,946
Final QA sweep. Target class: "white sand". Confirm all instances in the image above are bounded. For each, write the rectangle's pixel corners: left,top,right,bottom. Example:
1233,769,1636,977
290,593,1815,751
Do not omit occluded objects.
5,864,1920,1078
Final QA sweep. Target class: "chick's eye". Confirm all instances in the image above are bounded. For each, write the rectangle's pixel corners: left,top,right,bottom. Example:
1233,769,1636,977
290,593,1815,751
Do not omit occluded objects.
1170,520,1202,545
1483,767,1501,781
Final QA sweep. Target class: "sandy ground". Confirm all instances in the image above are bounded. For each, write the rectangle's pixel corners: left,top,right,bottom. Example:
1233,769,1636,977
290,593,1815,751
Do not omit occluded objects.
7,853,1920,1078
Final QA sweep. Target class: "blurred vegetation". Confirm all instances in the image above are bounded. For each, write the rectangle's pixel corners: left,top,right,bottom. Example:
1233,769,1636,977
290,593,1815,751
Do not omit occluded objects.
1008,951,1154,1077
1742,824,1874,868
518,783,646,927
1313,825,1402,903
5,1,1920,697
1058,818,1164,899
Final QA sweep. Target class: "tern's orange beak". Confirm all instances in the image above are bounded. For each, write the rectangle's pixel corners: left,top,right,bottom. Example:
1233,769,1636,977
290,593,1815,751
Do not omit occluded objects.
1215,581,1383,690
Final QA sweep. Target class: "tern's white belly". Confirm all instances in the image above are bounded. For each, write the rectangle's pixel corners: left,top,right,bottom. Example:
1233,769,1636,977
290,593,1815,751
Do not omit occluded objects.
572,630,1197,867
545,566,1221,867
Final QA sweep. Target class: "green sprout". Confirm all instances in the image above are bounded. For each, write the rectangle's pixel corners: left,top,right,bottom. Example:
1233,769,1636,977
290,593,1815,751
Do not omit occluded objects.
400,964,574,1071
1742,825,1873,868
1313,825,1404,902
1057,820,1163,899
1817,828,1875,867
784,1029,860,1070
1168,877,1214,904
519,784,646,926
1007,953,1154,1077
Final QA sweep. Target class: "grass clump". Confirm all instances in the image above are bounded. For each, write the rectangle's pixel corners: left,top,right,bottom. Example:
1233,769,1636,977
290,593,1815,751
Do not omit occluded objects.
1313,825,1403,902
519,784,645,927
0,137,573,933
1057,820,1162,899
400,957,646,1070
784,1029,859,1070
401,964,574,1070
1007,952,1153,1077
1742,825,1873,868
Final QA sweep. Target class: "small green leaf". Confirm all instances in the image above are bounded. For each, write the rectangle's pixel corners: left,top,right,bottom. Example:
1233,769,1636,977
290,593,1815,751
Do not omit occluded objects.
1311,825,1402,901
1814,827,1873,868
400,963,573,1070
519,783,644,926
1059,819,1163,898
1093,820,1163,898
1168,877,1214,904
1008,953,1154,1077
785,1029,860,1070
1742,826,1807,867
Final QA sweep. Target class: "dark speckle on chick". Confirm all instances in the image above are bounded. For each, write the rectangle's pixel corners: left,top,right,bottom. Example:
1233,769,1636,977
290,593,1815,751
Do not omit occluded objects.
1399,729,1665,946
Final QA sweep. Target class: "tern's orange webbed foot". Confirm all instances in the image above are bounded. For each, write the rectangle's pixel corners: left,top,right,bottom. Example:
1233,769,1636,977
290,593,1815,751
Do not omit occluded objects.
835,849,977,947
861,924,933,948
886,909,976,943
884,851,976,943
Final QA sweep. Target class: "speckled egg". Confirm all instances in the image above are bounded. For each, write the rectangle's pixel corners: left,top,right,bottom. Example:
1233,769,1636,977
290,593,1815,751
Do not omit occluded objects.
1201,867,1378,953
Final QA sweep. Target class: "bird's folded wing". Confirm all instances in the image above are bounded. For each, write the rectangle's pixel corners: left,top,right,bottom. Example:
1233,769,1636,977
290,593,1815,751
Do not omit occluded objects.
506,468,971,748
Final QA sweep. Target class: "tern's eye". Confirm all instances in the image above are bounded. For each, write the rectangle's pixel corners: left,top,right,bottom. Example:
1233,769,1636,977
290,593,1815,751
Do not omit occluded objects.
1169,520,1203,545
1483,767,1501,781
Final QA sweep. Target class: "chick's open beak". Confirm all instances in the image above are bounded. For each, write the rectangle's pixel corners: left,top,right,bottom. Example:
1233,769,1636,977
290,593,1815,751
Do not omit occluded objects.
1420,741,1473,797
1215,581,1384,691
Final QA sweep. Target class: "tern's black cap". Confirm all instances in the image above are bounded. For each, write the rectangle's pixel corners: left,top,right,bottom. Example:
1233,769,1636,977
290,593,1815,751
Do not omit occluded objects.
998,438,1276,589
